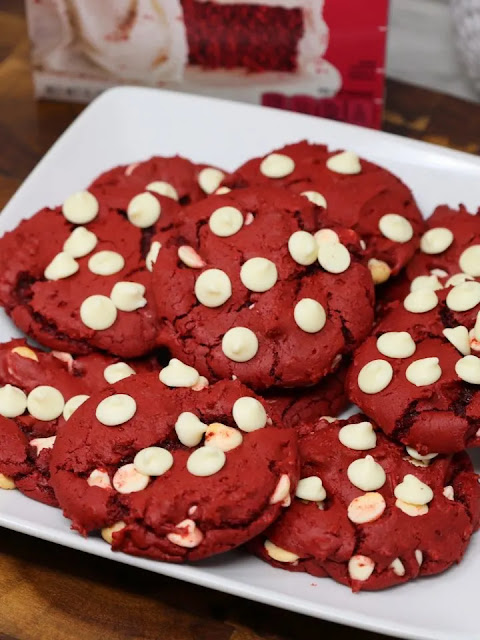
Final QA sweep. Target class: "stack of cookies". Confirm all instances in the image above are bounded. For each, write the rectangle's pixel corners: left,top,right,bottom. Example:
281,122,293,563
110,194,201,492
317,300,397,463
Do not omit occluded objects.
0,141,478,592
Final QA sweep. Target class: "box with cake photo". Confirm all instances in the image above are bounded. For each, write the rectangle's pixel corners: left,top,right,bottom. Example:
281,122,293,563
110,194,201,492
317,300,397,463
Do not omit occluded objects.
26,0,389,128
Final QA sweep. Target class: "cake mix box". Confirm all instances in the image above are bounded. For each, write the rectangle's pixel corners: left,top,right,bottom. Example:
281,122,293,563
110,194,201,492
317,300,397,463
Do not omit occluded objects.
26,0,389,129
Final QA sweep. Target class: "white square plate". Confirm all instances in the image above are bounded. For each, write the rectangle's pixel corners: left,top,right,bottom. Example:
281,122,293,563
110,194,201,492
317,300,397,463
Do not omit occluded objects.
1,87,480,640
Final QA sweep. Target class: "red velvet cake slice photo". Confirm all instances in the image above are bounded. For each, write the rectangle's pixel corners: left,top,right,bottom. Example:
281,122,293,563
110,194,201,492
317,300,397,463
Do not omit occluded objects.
180,0,328,74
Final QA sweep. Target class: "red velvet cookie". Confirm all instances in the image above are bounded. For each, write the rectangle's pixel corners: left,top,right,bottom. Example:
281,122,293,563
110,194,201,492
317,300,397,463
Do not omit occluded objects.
381,205,480,305
250,415,480,592
263,363,348,429
151,187,374,390
347,282,480,453
222,141,425,282
0,182,180,358
50,372,299,562
91,155,227,205
0,339,158,506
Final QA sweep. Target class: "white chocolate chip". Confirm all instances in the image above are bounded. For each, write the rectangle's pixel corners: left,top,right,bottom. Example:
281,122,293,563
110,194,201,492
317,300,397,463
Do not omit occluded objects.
104,362,136,385
420,227,454,254
101,521,126,544
232,396,267,432
62,191,99,224
378,214,414,243
288,231,318,266
327,150,361,175
406,357,442,386
178,245,206,269
80,295,117,330
192,376,209,391
443,326,471,356
30,435,56,455
293,298,326,333
431,268,448,278
471,328,480,353
0,385,27,418
27,386,65,421
406,456,430,468
198,167,225,194
394,474,433,505
95,394,136,426
320,415,337,423
295,476,326,502
264,540,299,563
269,474,291,505
395,499,429,517
44,252,79,281
160,359,200,388
127,192,161,228
368,258,391,285
87,468,112,489
110,282,147,312
376,331,416,359
318,243,351,274
405,447,438,462
215,186,231,195
259,153,295,178
301,191,327,208
11,346,38,361
134,447,173,476
240,258,278,292
63,394,89,421
390,558,406,577
442,485,454,501
113,463,149,493
204,422,243,451
63,226,97,258
348,555,375,581
195,269,232,307
347,492,386,524
347,455,386,491
88,251,125,276
167,519,204,548
415,550,423,566
0,474,15,490
455,355,480,384
314,229,339,247
446,281,480,312
338,421,377,450
445,273,473,288
146,181,178,201
175,412,208,446
209,206,243,237
410,275,443,293
222,327,258,362
459,245,480,277
404,290,438,313
146,241,162,272
186,446,226,476
357,359,393,394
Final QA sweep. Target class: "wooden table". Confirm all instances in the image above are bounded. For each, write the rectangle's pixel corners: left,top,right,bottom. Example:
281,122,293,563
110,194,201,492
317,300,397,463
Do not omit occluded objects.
1,3,479,639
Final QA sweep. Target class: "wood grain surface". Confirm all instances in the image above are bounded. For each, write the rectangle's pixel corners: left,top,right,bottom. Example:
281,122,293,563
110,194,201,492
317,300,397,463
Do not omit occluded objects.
0,3,479,639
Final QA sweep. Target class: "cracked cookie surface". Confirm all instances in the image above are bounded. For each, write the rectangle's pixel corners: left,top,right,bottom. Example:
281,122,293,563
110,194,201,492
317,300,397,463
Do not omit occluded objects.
50,374,299,562
347,285,480,453
249,415,480,592
221,141,425,280
151,187,374,390
91,155,226,206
